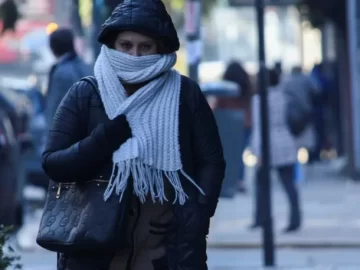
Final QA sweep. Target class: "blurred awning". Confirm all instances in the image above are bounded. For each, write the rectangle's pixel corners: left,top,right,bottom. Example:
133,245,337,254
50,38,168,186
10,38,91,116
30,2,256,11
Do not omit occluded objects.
200,80,240,97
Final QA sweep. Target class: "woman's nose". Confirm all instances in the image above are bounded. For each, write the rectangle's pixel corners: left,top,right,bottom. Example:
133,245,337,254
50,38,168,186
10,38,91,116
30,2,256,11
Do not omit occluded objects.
129,47,141,57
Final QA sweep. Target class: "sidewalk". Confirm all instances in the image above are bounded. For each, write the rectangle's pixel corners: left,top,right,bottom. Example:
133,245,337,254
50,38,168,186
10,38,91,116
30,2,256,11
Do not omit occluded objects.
18,247,360,270
207,248,360,269
210,266,360,270
208,161,360,248
16,161,360,251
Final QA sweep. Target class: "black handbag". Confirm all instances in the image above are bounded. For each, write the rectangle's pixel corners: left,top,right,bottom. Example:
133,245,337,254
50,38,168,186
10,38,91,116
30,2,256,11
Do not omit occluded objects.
36,76,131,253
36,179,131,253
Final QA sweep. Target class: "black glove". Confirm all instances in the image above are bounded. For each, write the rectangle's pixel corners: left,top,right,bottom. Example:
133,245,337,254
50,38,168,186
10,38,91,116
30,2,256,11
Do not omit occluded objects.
102,114,132,151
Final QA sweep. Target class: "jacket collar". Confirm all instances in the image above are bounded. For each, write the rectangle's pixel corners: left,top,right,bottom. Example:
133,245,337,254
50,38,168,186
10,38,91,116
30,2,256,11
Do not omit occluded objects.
57,52,78,64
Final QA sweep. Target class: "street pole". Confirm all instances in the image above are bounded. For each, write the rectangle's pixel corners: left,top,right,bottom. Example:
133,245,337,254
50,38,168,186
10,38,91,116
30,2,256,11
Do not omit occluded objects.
91,0,104,62
185,0,202,82
347,0,360,177
255,0,275,267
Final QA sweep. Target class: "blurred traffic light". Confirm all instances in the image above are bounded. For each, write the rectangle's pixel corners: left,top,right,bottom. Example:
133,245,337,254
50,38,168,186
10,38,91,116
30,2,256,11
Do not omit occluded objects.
46,22,59,35
0,0,20,35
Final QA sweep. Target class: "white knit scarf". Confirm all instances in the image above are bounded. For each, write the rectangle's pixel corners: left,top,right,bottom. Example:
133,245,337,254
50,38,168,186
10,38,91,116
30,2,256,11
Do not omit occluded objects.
94,45,204,205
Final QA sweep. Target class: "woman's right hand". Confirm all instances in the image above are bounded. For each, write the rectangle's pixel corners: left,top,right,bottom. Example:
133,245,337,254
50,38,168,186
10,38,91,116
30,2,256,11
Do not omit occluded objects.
42,82,133,182
103,114,132,150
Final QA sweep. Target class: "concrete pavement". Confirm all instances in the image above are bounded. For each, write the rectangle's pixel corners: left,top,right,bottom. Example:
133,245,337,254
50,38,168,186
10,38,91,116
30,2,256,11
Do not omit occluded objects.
16,247,360,270
15,161,360,252
208,161,360,248
208,248,360,269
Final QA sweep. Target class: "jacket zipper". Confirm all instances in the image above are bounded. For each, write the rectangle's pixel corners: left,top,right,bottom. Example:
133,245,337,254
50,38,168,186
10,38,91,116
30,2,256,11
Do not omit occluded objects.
126,198,141,270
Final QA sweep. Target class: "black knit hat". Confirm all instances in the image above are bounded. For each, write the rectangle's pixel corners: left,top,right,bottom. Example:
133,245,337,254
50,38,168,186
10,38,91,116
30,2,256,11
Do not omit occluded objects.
98,0,180,53
49,28,76,57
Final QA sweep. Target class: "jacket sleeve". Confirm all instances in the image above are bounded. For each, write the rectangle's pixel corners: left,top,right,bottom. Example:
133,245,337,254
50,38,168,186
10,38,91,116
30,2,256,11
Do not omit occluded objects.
42,81,115,183
191,82,226,217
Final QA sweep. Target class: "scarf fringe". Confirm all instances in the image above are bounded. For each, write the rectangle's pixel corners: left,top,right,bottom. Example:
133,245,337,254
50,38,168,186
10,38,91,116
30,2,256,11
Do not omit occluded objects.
103,159,205,205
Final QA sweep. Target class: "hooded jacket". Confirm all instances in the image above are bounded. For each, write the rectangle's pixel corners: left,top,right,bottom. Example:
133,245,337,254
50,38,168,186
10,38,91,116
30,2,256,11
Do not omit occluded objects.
98,0,180,53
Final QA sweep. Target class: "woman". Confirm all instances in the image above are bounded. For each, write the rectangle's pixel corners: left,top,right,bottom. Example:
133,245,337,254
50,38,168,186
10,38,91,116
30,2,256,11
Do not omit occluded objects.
221,61,253,193
208,61,252,195
250,68,301,233
41,1,225,269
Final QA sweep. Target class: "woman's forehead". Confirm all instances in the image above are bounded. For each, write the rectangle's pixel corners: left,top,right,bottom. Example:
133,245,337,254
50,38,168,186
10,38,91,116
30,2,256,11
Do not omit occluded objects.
116,31,155,43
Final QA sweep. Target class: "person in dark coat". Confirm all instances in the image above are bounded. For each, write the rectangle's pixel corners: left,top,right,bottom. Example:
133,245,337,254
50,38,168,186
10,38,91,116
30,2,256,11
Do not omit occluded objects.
45,28,92,127
0,0,20,35
219,61,253,193
251,69,301,233
208,61,252,195
41,1,225,269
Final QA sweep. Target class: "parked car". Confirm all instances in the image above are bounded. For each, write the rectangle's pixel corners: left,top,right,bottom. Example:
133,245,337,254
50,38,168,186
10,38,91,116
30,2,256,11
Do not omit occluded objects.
0,76,49,189
16,85,48,189
0,107,23,227
0,77,33,138
0,78,34,227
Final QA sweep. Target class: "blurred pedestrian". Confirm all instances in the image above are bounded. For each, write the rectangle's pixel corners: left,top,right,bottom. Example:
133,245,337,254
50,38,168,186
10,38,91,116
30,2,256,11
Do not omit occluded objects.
0,0,20,35
45,28,92,127
214,61,253,193
251,68,301,233
309,63,331,161
282,66,317,152
274,61,282,80
40,1,225,269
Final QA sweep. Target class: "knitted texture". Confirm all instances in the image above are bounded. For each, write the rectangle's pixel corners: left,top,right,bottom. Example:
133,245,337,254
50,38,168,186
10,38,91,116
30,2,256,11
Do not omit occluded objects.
94,45,204,204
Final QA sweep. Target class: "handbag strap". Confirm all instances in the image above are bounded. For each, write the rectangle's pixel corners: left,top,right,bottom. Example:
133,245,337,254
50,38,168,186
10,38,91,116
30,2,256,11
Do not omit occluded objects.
79,76,101,135
80,76,100,98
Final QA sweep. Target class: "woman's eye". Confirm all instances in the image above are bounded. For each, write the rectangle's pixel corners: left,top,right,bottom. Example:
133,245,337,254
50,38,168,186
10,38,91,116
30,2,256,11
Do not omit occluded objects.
141,44,151,50
121,43,132,49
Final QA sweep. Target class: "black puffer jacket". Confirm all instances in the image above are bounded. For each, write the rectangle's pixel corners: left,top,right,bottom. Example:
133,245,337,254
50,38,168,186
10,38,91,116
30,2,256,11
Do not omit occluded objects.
43,76,225,269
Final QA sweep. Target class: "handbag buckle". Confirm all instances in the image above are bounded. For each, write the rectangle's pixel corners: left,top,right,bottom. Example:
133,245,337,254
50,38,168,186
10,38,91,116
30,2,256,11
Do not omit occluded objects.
55,180,108,199
56,183,62,199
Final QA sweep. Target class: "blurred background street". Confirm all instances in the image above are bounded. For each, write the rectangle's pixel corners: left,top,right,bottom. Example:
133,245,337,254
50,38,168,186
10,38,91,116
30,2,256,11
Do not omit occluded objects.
1,0,360,269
